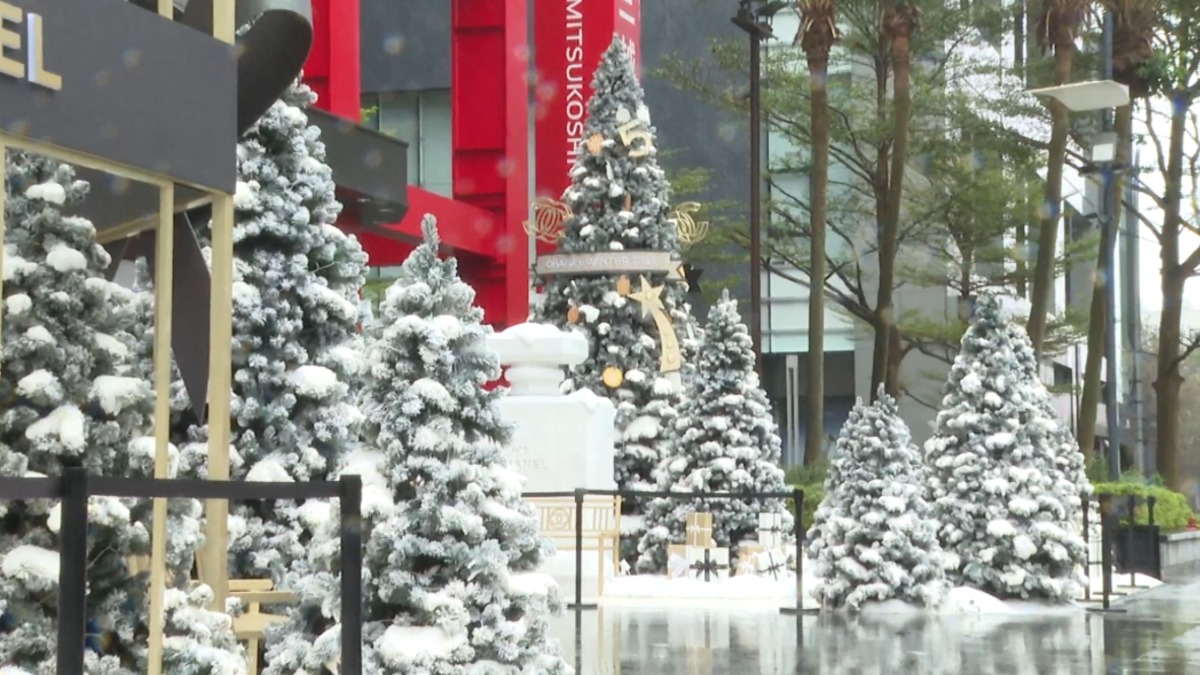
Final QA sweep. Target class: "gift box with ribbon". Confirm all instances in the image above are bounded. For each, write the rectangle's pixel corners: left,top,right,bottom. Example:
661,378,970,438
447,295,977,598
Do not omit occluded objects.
686,512,714,548
667,544,690,579
737,543,766,575
754,549,787,580
758,512,784,549
687,546,729,582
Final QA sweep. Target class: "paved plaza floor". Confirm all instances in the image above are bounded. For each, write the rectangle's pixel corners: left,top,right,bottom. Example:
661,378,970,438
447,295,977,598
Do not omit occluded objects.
549,579,1200,673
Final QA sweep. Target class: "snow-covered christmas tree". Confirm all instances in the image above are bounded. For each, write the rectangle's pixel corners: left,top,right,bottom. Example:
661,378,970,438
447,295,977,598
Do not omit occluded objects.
0,153,158,672
924,292,1090,602
264,217,567,674
806,388,945,611
637,291,790,570
173,79,368,584
532,37,691,495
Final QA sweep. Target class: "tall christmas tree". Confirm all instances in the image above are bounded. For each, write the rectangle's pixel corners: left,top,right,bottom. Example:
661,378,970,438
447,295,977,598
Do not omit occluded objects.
637,291,791,570
533,37,690,494
174,80,368,584
265,217,568,674
806,388,945,611
925,292,1090,601
0,153,158,673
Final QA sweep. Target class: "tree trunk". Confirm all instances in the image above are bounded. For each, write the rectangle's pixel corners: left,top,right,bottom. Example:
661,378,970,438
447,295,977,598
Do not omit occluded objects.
1026,43,1074,358
869,56,891,400
874,5,915,400
1077,103,1133,463
805,50,831,467
1155,92,1189,491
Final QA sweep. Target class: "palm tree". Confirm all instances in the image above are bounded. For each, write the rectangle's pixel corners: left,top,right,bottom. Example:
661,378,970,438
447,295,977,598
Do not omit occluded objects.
1026,0,1092,358
874,0,920,398
795,0,838,465
1077,0,1159,466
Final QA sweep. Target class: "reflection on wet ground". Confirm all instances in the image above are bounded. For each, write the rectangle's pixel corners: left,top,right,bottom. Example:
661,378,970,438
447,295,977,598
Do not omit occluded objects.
550,580,1200,674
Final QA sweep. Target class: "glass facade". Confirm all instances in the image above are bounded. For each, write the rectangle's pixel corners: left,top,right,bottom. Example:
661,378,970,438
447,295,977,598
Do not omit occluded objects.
361,89,453,196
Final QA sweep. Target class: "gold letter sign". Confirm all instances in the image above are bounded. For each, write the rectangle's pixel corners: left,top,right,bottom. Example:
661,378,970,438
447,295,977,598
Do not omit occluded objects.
0,2,61,91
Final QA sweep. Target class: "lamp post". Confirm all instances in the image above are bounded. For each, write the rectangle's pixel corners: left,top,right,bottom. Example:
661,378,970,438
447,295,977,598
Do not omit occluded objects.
732,1,774,373
1029,15,1128,481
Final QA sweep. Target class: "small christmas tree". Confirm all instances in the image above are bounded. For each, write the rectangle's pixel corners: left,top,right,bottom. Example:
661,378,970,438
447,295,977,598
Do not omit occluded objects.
264,217,568,674
806,388,945,611
637,291,790,570
532,37,689,495
160,585,247,675
0,153,156,672
174,80,368,584
925,292,1090,601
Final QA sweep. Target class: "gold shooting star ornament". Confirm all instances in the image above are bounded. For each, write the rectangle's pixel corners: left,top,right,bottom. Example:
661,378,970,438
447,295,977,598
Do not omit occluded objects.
522,197,572,244
672,202,711,250
627,275,683,374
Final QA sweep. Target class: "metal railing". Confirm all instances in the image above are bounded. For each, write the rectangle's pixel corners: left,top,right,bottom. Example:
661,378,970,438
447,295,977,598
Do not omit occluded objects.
1082,492,1160,611
0,470,364,675
523,487,806,610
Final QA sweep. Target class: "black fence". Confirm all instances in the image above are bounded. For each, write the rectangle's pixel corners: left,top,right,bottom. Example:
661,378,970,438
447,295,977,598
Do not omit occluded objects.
523,487,805,612
0,469,363,675
1081,493,1161,611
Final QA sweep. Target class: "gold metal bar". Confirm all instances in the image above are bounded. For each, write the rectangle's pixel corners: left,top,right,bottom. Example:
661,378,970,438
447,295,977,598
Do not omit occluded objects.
146,183,175,675
157,0,172,19
94,195,215,245
0,132,170,189
203,190,234,610
0,142,6,366
213,0,235,43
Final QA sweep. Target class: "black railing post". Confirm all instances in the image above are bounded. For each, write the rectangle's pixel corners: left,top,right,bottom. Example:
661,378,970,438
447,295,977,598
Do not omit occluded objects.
1147,496,1156,527
340,475,363,675
1082,495,1091,602
1101,494,1113,610
1126,495,1136,587
573,488,585,609
57,467,89,675
793,488,804,610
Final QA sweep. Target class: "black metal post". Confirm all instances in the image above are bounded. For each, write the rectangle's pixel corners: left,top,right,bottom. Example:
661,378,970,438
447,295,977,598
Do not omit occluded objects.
793,487,804,608
1082,495,1091,601
1100,495,1113,610
732,2,772,373
1147,495,1156,526
1126,494,1136,587
340,475,363,675
57,467,89,675
573,488,585,609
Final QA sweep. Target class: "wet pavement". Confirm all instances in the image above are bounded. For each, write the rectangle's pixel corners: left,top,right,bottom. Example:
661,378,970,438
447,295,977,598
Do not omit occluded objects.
550,579,1200,674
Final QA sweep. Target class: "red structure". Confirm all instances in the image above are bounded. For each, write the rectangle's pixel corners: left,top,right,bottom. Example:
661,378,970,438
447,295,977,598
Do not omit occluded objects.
304,0,640,328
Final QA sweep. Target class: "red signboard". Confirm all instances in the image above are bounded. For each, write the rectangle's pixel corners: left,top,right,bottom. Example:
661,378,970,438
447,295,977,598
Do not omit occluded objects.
533,0,641,252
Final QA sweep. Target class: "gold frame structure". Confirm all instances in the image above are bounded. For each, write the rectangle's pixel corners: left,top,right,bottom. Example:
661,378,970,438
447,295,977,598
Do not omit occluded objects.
0,3,235,674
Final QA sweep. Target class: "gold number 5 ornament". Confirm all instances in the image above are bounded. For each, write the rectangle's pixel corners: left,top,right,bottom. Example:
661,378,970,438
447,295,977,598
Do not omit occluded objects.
617,120,654,158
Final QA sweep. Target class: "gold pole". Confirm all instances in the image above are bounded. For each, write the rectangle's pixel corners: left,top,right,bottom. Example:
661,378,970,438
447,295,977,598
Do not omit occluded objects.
146,183,175,675
0,143,6,361
203,192,234,610
156,0,172,18
201,0,236,613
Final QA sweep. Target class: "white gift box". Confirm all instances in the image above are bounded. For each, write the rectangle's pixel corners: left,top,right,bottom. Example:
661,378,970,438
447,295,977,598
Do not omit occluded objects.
758,529,784,549
686,546,730,582
754,549,788,579
758,512,783,530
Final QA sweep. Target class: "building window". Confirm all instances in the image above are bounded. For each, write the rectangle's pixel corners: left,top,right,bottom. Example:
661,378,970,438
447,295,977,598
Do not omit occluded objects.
361,89,452,197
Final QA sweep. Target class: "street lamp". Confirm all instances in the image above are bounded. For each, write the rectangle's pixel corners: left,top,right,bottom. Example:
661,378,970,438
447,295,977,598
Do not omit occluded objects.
1027,15,1127,481
732,0,775,374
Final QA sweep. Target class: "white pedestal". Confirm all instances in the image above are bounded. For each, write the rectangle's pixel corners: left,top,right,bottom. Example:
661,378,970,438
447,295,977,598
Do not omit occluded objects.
497,390,616,493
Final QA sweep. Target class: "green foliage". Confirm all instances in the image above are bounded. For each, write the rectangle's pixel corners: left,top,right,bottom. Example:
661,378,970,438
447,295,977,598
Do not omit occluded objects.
1093,482,1195,532
785,461,828,531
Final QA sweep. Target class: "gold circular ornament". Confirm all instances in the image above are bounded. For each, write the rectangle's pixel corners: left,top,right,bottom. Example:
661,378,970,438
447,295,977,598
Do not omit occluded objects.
567,306,581,324
602,367,624,388
616,275,632,296
586,134,605,154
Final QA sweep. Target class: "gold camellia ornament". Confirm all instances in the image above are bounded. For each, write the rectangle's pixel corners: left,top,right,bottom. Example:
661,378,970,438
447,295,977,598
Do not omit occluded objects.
586,133,605,155
602,366,624,388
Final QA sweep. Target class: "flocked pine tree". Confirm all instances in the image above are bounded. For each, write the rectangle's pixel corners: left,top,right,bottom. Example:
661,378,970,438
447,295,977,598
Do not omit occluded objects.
532,37,690,494
264,217,568,674
925,292,1090,601
0,156,244,675
806,388,945,611
637,291,790,570
173,79,368,585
